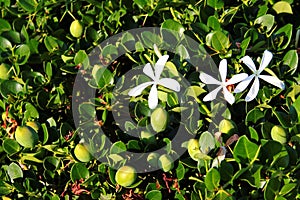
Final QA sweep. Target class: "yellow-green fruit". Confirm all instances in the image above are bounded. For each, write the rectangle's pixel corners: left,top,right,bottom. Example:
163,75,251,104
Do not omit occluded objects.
15,126,38,148
115,166,137,187
271,125,287,144
0,63,12,80
158,154,174,172
219,119,237,135
74,143,92,162
150,107,169,132
70,20,84,38
147,152,159,167
141,130,156,144
26,121,40,133
187,139,201,161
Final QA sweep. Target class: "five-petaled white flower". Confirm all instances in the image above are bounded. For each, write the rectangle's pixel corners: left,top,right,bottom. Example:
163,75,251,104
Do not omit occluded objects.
199,59,248,105
128,55,180,109
234,50,285,102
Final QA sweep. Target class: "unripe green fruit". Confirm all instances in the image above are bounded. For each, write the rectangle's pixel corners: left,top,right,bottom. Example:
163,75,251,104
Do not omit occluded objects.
26,121,40,133
70,20,84,38
150,107,169,132
141,130,156,144
219,119,237,135
115,166,137,187
271,125,287,144
158,154,174,172
0,63,12,80
74,143,92,162
187,139,201,161
15,126,38,148
147,152,159,167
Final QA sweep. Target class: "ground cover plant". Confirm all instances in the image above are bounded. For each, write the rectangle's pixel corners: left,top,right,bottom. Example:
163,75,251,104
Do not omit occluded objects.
0,0,300,199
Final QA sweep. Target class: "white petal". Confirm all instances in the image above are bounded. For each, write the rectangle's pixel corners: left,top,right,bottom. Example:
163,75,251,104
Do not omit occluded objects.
158,78,180,92
148,84,158,109
245,77,260,102
223,86,235,105
219,59,227,83
199,72,220,85
128,82,154,96
233,74,255,93
241,56,257,73
258,50,273,74
203,86,222,102
259,75,285,90
143,63,155,80
154,55,169,80
226,73,248,85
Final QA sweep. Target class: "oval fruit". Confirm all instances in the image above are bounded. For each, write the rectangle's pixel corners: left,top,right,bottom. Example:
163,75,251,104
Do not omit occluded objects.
150,107,169,132
147,152,159,167
26,121,40,133
74,143,92,162
15,126,38,148
187,139,201,161
158,154,174,172
0,63,12,80
70,20,84,38
141,130,156,144
219,119,237,135
271,125,287,144
115,166,137,187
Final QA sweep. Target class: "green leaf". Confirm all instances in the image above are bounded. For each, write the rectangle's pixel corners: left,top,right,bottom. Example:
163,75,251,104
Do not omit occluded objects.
176,162,185,180
283,50,298,75
199,131,215,154
273,1,293,14
248,127,259,142
254,14,275,33
207,0,224,9
7,163,23,181
92,65,114,87
167,92,179,107
145,190,162,200
0,180,12,195
14,44,30,65
141,31,162,49
17,0,37,12
289,96,300,123
264,178,281,200
24,102,39,121
205,168,220,191
43,156,60,171
273,24,293,50
110,141,126,154
0,80,23,98
0,19,11,33
207,16,221,30
279,183,297,196
161,19,185,36
246,108,264,124
233,135,259,163
240,164,263,188
70,163,89,182
3,139,21,155
102,44,118,58
74,50,89,68
206,31,230,51
0,36,12,51
44,36,59,52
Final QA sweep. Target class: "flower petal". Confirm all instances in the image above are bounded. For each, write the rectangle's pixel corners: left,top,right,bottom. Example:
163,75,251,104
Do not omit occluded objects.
258,50,273,74
219,59,227,83
154,55,169,81
245,77,260,102
203,86,222,102
143,63,155,80
148,84,158,109
128,82,154,96
234,74,255,93
259,75,285,90
226,73,248,85
199,72,220,85
223,86,235,105
158,78,180,92
241,56,257,73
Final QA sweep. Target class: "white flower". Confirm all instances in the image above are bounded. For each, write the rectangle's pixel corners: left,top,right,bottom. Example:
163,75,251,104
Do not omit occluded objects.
234,50,285,102
128,55,180,109
199,59,248,105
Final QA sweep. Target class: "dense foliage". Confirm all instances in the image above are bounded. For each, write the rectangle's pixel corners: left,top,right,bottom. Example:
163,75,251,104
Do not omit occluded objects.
0,0,299,199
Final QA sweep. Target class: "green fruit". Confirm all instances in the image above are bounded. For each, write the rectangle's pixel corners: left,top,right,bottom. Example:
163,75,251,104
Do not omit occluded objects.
15,126,39,148
141,130,156,144
0,63,12,80
70,20,84,38
74,143,92,162
26,121,40,133
147,152,159,167
158,154,174,172
219,119,237,135
187,139,201,161
115,166,137,187
150,107,169,132
271,125,287,144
